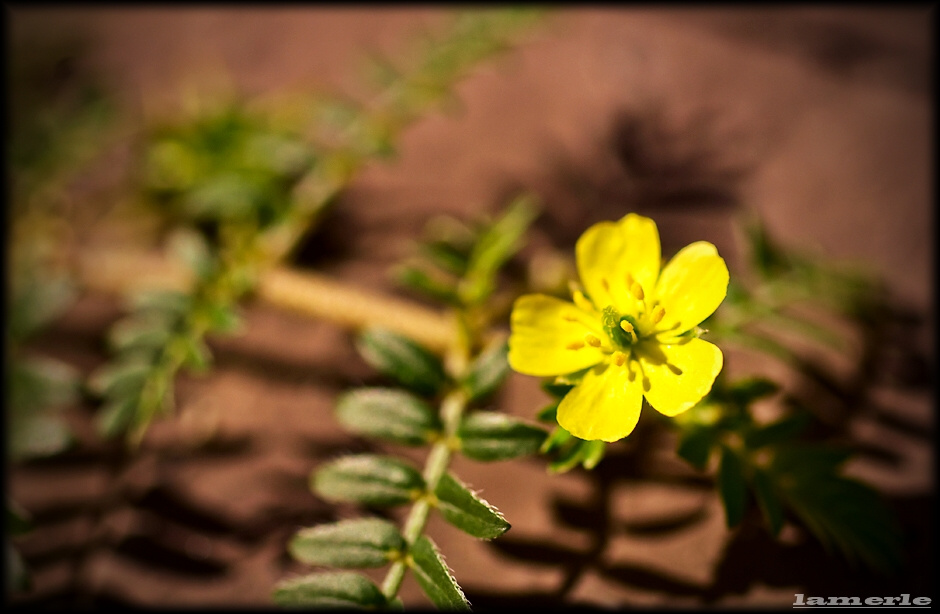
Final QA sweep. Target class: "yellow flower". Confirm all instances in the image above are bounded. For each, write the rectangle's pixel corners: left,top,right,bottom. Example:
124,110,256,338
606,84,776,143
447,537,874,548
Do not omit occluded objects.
508,213,729,442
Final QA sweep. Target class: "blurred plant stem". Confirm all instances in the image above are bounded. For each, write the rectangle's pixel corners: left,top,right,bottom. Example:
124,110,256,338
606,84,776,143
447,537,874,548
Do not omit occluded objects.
77,247,458,353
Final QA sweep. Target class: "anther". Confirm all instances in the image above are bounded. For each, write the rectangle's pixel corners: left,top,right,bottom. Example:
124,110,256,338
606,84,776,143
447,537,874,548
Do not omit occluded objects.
572,291,594,312
651,306,666,324
619,321,634,334
630,281,645,301
584,334,602,348
566,341,585,350
625,272,635,288
601,278,610,292
613,351,626,366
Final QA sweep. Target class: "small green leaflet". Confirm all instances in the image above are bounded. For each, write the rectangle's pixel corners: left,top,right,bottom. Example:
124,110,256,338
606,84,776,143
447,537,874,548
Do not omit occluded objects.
356,328,447,397
434,472,510,539
289,518,405,568
313,455,425,507
457,411,547,461
336,388,441,446
273,571,387,608
410,535,470,610
460,340,511,403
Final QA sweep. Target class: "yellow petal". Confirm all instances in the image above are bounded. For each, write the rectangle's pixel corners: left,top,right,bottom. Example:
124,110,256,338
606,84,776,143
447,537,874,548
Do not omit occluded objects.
556,362,643,442
653,241,728,334
635,337,723,417
508,294,605,377
575,214,661,315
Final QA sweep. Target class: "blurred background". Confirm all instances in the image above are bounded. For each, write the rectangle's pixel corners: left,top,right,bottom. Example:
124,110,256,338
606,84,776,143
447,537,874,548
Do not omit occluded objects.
6,6,933,608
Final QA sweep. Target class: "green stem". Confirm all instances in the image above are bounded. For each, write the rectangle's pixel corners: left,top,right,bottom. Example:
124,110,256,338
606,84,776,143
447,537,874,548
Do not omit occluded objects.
381,367,469,602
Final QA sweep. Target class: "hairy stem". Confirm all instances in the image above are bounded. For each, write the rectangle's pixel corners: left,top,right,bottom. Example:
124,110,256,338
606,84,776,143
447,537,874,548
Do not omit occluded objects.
381,348,470,602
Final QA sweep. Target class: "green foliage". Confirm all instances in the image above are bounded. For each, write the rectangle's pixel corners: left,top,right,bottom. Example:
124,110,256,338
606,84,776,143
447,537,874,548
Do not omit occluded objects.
274,572,389,608
460,340,511,402
457,412,547,461
671,376,904,571
336,389,442,446
289,519,405,569
283,189,545,608
409,536,470,611
313,455,425,507
534,391,606,473
396,195,539,312
355,329,448,397
434,473,510,539
717,447,747,528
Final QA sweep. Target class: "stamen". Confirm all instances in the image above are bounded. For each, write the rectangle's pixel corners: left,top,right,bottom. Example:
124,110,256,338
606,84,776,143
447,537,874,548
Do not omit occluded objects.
584,334,602,347
630,281,645,301
566,341,585,350
572,291,594,312
651,306,666,325
619,320,637,342
613,351,626,366
601,278,610,292
562,315,578,322
625,272,635,288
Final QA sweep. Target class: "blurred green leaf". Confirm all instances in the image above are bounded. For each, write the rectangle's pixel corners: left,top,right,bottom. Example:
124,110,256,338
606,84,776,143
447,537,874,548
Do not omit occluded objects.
460,340,510,403
718,447,747,528
96,397,138,439
677,426,717,470
87,360,150,399
335,388,441,446
289,518,405,568
7,275,75,342
727,378,780,407
394,264,459,304
356,328,447,397
458,195,538,305
770,446,903,572
751,467,784,537
410,536,470,610
313,455,424,507
744,412,811,450
273,571,387,608
457,412,546,462
535,403,558,424
434,472,510,540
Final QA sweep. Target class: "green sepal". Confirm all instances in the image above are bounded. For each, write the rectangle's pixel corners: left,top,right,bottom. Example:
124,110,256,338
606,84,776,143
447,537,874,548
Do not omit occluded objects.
539,425,571,455
580,440,606,470
540,381,573,401
460,340,510,403
273,571,388,608
434,472,510,539
409,535,470,610
457,411,547,462
356,328,447,397
717,446,748,528
312,455,424,507
535,403,557,424
289,518,405,568
336,388,441,446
